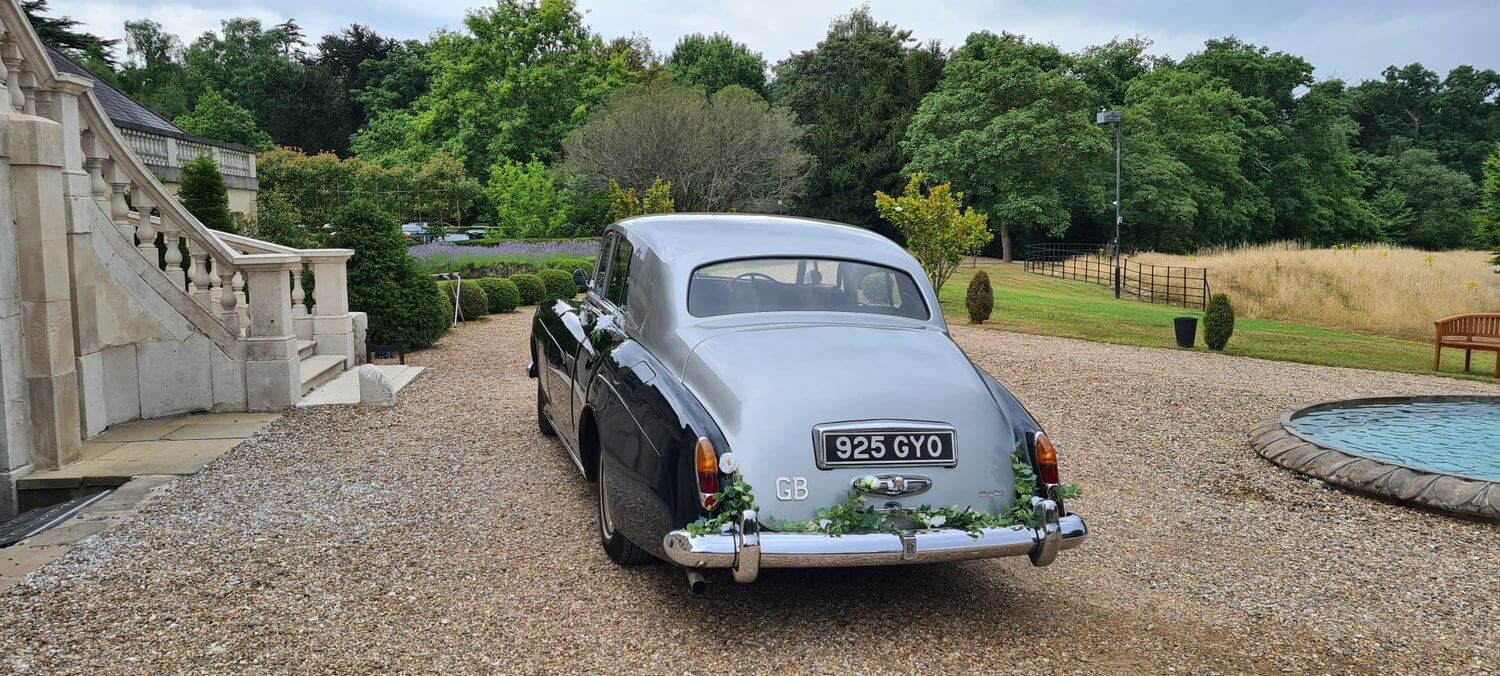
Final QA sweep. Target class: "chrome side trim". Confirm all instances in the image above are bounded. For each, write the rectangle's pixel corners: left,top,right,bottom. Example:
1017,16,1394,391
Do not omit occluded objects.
662,511,1087,582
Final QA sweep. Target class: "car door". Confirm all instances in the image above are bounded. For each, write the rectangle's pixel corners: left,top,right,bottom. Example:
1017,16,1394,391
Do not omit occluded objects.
542,232,614,453
574,232,629,424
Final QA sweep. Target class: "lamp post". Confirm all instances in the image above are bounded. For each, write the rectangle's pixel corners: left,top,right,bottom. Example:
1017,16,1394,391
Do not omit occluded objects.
1096,109,1123,298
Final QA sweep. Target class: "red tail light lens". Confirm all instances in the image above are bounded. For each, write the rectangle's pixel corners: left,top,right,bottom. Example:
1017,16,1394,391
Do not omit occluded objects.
695,437,719,510
1033,433,1060,485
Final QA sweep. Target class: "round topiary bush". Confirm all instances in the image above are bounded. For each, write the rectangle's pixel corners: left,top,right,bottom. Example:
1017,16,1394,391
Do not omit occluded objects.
966,270,993,324
331,199,448,349
511,274,545,305
537,268,576,300
438,280,489,321
435,285,454,326
860,272,891,304
1204,293,1235,350
475,277,519,313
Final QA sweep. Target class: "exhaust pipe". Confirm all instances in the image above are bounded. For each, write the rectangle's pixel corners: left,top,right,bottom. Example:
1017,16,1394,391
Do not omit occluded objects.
685,568,706,594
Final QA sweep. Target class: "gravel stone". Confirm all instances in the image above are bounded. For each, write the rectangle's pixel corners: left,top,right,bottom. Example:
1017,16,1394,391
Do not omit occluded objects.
2,314,1496,673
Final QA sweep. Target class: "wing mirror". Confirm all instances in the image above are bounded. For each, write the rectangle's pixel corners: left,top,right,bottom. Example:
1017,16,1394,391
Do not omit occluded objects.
573,269,591,293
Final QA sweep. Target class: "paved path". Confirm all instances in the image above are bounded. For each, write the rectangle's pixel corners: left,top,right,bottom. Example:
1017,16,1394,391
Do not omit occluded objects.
1,312,1495,672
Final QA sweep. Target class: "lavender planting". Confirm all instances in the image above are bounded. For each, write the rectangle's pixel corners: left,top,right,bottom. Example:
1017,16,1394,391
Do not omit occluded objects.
410,239,600,277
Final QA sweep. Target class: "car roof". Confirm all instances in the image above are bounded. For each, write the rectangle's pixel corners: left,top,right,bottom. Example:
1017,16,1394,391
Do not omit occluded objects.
613,213,913,272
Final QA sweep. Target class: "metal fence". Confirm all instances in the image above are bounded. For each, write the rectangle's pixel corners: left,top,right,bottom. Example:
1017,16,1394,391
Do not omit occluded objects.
1023,243,1211,310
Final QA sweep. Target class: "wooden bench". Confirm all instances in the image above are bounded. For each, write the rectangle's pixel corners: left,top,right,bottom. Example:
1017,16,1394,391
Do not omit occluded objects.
1434,313,1500,377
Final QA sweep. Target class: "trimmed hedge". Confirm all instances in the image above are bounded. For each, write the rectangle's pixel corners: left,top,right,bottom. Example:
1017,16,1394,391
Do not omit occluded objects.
966,271,993,324
331,199,448,348
537,268,576,300
1204,293,1235,350
438,280,489,321
475,277,519,313
435,285,454,326
511,273,545,305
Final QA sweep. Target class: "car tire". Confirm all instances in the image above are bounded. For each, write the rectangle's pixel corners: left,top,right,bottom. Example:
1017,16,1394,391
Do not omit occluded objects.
537,382,556,437
598,456,652,565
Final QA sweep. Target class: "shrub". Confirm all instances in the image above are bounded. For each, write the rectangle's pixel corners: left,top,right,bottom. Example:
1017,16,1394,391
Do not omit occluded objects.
860,272,891,304
179,155,237,234
1204,293,1235,350
331,200,449,348
511,273,545,305
538,268,576,299
475,277,520,313
966,271,993,324
438,280,490,321
435,285,454,326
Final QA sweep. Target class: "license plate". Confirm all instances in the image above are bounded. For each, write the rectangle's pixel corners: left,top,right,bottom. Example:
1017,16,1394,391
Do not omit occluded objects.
815,427,956,468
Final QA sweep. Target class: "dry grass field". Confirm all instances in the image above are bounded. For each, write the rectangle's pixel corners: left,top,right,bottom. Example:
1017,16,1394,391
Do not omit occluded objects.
1135,243,1500,341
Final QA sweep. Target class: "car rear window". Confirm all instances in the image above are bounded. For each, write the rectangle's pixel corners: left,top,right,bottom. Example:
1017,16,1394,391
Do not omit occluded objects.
687,258,930,320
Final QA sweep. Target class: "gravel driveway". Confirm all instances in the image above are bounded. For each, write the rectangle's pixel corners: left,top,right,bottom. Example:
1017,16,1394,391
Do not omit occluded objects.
3,312,1496,673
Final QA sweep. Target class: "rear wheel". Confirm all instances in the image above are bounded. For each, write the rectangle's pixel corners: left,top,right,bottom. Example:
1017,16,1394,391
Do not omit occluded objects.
598,455,652,565
536,381,555,437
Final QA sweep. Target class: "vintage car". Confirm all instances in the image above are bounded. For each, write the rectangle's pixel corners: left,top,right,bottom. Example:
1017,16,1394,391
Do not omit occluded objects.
528,214,1086,590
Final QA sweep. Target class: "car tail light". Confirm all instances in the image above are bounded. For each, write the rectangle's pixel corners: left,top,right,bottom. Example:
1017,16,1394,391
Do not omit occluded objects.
695,437,719,510
1033,433,1060,485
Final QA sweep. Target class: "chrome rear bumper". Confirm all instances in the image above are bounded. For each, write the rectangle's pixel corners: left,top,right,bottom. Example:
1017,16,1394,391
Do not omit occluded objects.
661,498,1086,583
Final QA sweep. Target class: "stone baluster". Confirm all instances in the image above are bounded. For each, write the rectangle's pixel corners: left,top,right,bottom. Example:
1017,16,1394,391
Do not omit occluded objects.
218,264,240,333
131,188,157,259
232,270,249,329
18,67,35,116
160,214,186,290
0,30,11,114
187,241,213,309
291,267,308,317
3,41,23,113
81,130,109,203
105,161,132,240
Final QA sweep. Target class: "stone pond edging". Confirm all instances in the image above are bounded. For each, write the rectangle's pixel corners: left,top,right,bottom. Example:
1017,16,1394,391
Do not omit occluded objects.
1248,401,1500,523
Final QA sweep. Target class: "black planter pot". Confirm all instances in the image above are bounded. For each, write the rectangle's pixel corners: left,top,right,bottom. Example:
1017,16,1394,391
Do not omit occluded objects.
1174,316,1198,348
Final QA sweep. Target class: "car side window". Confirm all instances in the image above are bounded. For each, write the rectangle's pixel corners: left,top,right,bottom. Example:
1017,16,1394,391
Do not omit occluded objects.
593,232,615,291
605,239,632,309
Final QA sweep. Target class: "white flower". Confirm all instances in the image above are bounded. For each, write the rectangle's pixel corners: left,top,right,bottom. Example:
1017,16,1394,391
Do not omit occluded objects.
854,476,877,491
717,452,738,474
719,521,734,533
594,314,617,332
817,519,833,531
917,513,947,528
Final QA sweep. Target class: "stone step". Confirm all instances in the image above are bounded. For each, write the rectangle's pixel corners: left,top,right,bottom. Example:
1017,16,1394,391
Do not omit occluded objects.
299,355,347,395
296,340,317,359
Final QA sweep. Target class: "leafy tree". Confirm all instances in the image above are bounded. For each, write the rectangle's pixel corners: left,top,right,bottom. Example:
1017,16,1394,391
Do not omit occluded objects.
771,8,946,237
331,200,449,348
317,24,398,135
352,0,630,177
355,40,432,118
1350,63,1500,178
22,0,118,66
1478,144,1500,251
665,32,767,96
486,159,571,237
1364,147,1478,249
1071,37,1159,109
174,90,273,149
609,178,673,220
178,155,237,234
118,20,194,120
242,189,310,248
904,32,1107,261
564,82,806,212
873,173,990,292
605,33,663,81
256,147,480,231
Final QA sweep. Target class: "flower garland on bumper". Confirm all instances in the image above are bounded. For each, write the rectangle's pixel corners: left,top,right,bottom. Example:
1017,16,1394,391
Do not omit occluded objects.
685,450,1082,538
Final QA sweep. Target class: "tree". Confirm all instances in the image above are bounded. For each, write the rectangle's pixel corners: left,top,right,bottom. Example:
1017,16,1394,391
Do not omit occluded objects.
665,32,767,97
178,155,236,234
317,24,398,135
771,8,946,237
609,178,673,220
563,81,807,212
330,200,449,348
22,0,118,66
118,20,194,120
1350,63,1500,179
174,90,274,149
873,173,990,292
1071,37,1158,109
243,189,309,248
1478,144,1500,251
486,159,571,237
256,147,480,233
904,32,1108,261
355,40,432,118
351,0,629,178
1364,147,1478,249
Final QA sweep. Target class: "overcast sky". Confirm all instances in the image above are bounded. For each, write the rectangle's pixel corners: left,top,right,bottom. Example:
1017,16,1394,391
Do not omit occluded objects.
52,0,1499,83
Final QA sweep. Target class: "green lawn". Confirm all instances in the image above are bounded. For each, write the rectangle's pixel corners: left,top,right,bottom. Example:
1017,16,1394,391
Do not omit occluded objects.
939,263,1497,382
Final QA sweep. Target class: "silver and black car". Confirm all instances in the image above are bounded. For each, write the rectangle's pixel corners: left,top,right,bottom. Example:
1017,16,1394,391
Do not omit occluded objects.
529,214,1086,587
